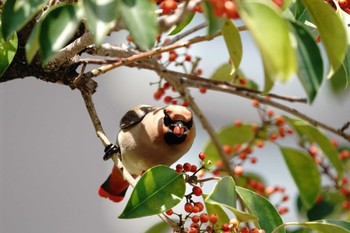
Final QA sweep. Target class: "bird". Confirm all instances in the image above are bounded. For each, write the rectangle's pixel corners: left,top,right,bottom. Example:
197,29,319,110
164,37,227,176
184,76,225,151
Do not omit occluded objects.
98,104,196,202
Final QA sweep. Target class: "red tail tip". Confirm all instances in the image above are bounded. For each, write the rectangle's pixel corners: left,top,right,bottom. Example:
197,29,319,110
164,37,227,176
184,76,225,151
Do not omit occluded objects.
98,187,124,203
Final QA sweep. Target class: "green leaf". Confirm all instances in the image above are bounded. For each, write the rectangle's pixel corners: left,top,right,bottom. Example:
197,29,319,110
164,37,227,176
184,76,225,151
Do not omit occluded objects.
39,4,83,63
290,21,323,103
301,0,348,77
205,176,237,208
1,0,49,40
119,165,185,219
203,194,230,226
210,63,233,81
83,0,119,45
262,61,274,94
330,64,348,93
288,220,350,233
203,124,255,165
25,20,41,63
286,118,344,178
117,0,158,51
280,147,321,209
145,221,171,233
201,0,225,35
0,22,18,77
205,177,257,222
239,1,296,82
221,19,242,75
168,12,195,36
236,186,285,233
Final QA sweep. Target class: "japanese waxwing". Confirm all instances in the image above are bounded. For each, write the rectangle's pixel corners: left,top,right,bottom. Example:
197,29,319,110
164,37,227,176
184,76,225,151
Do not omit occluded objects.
98,104,196,202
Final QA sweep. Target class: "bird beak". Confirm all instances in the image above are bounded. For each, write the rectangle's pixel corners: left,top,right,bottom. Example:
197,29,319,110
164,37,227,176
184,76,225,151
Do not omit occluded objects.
171,121,188,137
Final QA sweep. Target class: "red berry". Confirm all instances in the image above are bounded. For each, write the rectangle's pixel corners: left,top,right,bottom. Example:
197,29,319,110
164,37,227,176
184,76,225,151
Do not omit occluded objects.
309,145,318,157
188,227,198,233
256,140,264,148
250,229,259,233
266,109,274,117
338,0,349,9
175,164,183,172
168,52,177,62
239,77,247,85
222,223,230,231
163,82,171,90
272,0,284,7
278,207,289,214
165,209,173,216
192,205,200,213
185,54,192,62
194,202,204,212
160,0,178,15
190,165,197,172
153,89,164,100
234,119,242,127
199,86,207,94
198,152,206,160
209,213,219,223
171,99,178,105
192,215,200,223
200,213,209,223
251,98,260,107
223,144,233,155
250,157,257,164
342,200,350,209
192,186,203,196
234,165,243,176
183,162,191,172
164,95,173,103
282,195,289,202
224,0,240,19
184,202,193,213
196,68,203,75
240,226,249,233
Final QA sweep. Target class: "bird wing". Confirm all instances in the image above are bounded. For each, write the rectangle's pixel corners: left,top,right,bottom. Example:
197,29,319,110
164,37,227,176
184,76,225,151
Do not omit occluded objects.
119,105,157,129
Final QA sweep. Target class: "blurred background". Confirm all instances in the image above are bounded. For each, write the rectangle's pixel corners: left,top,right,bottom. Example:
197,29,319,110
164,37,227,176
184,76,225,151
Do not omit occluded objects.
1,15,350,233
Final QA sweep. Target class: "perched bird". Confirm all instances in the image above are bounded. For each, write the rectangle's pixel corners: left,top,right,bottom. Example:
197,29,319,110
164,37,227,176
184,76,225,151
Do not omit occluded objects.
98,104,196,202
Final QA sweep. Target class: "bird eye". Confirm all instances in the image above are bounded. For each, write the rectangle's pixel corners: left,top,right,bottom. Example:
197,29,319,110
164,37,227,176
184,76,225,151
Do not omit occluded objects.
163,110,171,127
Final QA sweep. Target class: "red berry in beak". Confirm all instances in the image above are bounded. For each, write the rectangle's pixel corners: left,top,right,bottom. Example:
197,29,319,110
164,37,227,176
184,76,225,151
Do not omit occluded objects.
173,125,185,136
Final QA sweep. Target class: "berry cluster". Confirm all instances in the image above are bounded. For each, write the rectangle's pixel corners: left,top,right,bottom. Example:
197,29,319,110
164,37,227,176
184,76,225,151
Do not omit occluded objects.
209,0,240,19
152,79,206,105
337,0,350,14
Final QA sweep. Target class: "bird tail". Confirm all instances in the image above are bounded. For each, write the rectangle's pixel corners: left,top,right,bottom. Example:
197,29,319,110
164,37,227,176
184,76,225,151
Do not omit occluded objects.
98,166,134,203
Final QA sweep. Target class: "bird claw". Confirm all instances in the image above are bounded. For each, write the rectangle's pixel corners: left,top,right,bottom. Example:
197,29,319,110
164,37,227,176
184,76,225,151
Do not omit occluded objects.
103,144,120,161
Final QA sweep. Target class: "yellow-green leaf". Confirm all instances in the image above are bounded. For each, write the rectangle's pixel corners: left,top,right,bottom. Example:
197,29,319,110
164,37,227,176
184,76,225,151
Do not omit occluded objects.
83,0,119,45
301,0,347,77
0,21,18,77
222,19,242,75
239,1,297,81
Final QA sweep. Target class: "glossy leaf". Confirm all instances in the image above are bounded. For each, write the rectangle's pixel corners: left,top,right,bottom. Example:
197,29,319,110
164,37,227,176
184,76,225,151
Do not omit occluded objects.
222,19,242,75
239,1,296,82
203,124,255,165
288,220,350,233
168,12,195,36
1,0,49,40
203,194,230,226
210,63,233,81
280,147,320,208
201,0,225,35
290,21,323,103
117,0,158,51
25,20,41,63
145,221,170,233
39,4,83,63
0,22,18,77
287,118,343,178
301,0,347,77
83,0,119,45
205,177,257,222
263,61,274,94
330,64,348,92
205,176,237,208
236,186,285,233
119,165,185,219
